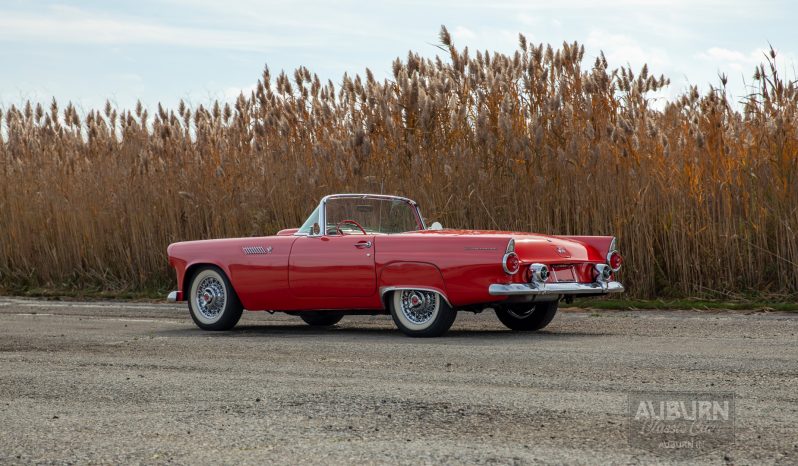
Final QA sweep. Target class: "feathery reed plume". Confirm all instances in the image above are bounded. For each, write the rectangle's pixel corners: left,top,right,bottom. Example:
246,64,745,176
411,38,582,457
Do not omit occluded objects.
0,31,796,299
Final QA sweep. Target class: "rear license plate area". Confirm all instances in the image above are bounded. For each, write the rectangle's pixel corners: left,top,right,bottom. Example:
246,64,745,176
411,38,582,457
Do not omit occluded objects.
552,266,576,282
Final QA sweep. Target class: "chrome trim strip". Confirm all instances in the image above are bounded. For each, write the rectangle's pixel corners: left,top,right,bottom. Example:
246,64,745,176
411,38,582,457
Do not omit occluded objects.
317,197,326,237
488,281,624,296
167,291,178,302
379,286,452,307
505,238,515,253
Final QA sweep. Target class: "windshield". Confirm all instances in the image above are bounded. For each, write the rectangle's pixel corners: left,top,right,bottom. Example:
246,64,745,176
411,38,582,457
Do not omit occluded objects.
297,196,423,235
326,197,421,234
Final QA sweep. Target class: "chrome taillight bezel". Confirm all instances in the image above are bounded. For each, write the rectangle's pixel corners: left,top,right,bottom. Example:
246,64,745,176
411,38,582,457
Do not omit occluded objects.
502,252,520,275
607,250,622,272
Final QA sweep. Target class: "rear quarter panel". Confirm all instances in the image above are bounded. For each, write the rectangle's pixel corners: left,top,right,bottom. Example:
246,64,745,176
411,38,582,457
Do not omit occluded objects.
375,235,510,307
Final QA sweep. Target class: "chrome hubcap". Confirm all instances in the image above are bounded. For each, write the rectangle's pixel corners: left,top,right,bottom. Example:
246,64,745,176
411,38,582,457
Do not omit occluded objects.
195,276,225,320
399,290,437,324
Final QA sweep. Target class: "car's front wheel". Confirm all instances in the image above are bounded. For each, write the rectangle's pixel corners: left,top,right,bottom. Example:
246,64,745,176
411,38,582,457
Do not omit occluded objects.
389,289,456,337
188,266,243,331
299,312,344,327
494,301,559,331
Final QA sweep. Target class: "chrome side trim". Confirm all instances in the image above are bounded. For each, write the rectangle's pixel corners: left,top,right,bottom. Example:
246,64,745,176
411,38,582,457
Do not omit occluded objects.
167,291,178,302
379,286,452,307
488,281,624,296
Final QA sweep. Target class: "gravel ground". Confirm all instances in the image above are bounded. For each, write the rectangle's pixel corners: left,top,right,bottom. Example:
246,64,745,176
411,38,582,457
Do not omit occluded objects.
0,297,796,465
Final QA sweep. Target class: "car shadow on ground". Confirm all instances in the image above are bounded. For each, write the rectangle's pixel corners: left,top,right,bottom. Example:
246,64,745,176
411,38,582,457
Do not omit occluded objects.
153,323,597,341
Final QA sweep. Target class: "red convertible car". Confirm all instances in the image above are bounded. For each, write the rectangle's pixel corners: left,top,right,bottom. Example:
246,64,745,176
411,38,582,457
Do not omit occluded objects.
167,194,624,337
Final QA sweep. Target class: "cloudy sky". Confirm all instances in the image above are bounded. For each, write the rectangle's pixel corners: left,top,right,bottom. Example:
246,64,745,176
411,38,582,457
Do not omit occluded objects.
0,0,793,111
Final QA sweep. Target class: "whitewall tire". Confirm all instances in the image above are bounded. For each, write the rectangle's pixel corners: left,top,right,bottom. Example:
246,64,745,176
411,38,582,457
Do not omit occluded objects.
389,289,456,337
188,266,243,331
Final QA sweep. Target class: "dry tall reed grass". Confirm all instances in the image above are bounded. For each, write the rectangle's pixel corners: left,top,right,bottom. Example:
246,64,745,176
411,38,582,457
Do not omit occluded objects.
1,27,797,298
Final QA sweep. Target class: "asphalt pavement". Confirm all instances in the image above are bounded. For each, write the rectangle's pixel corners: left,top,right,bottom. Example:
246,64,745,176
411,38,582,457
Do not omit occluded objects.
0,297,796,464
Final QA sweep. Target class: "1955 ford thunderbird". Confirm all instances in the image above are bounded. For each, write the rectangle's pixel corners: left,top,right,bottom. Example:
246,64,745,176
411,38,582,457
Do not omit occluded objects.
166,194,624,337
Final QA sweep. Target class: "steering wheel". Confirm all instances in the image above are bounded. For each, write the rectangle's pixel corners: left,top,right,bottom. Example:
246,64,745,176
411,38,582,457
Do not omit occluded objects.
335,219,367,235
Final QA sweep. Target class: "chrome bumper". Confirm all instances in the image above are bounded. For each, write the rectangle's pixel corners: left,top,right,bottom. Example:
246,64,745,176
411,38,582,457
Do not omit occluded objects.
167,291,178,302
489,281,624,296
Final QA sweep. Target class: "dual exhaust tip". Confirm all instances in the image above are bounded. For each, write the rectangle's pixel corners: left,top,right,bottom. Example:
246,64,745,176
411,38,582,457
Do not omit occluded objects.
594,264,612,282
528,263,549,282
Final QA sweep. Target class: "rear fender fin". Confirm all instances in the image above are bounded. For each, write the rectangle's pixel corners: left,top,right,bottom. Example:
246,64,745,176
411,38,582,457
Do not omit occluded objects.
556,235,616,261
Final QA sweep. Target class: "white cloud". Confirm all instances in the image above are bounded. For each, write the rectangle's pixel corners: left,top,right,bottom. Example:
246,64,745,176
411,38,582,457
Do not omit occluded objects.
698,47,773,72
586,29,669,70
0,0,792,112
452,26,477,41
0,7,313,51
451,0,733,12
0,88,53,106
443,26,519,53
223,84,257,100
115,73,143,83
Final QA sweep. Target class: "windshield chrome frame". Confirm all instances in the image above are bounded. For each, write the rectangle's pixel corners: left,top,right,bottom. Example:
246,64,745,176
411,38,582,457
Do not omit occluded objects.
296,193,426,237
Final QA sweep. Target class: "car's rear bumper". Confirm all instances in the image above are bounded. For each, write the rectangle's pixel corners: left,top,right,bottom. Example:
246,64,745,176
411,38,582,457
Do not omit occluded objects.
488,281,624,296
167,291,183,302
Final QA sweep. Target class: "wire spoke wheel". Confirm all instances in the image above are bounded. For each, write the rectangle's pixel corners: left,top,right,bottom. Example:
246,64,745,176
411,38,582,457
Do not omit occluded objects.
188,267,243,330
398,290,439,325
194,275,227,322
389,289,456,337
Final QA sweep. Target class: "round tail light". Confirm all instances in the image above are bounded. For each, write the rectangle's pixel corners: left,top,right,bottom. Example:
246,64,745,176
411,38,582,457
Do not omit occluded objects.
608,251,623,271
502,252,520,274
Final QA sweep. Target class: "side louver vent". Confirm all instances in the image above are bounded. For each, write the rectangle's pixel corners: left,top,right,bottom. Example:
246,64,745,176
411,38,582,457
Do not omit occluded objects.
242,246,271,255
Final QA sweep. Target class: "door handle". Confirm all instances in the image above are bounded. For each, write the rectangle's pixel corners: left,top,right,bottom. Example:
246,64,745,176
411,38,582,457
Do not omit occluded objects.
354,241,372,249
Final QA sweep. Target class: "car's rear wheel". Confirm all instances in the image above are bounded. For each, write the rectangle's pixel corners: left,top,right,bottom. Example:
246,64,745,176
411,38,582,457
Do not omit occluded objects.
389,290,456,337
188,266,243,331
495,301,559,331
299,312,344,327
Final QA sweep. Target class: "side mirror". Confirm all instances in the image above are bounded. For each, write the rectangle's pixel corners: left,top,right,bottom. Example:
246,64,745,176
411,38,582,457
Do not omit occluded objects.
311,222,321,235
429,221,443,230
